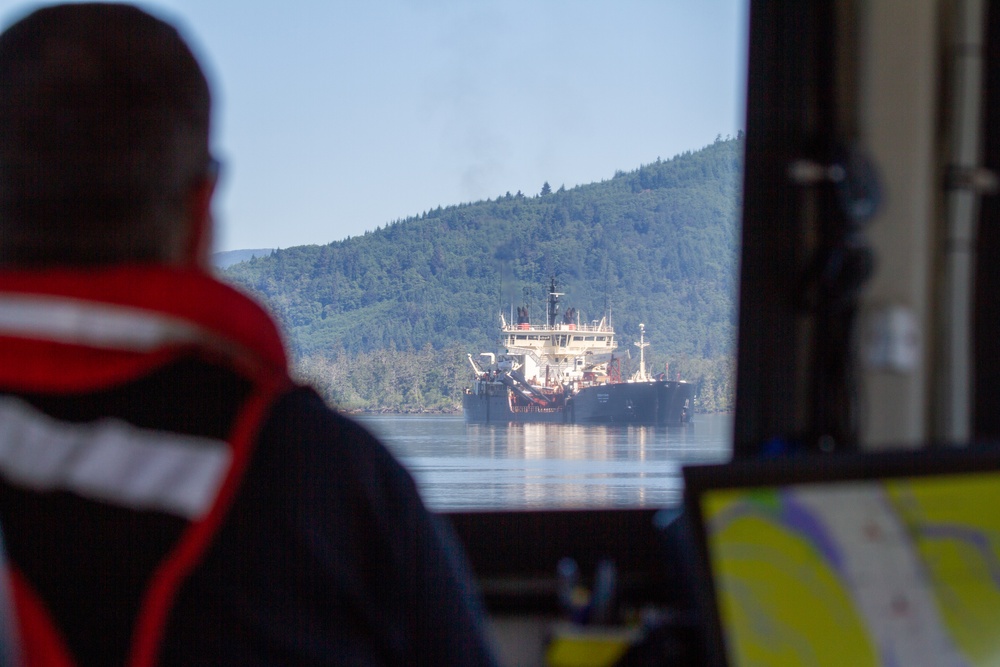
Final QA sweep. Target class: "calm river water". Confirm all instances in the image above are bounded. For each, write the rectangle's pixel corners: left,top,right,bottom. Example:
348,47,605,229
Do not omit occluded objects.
355,413,733,511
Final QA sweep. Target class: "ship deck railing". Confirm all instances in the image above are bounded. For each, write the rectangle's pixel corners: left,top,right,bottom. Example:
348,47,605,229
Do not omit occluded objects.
502,322,611,333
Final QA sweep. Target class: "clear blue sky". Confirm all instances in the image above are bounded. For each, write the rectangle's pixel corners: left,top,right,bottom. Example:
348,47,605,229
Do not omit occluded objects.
0,1,748,252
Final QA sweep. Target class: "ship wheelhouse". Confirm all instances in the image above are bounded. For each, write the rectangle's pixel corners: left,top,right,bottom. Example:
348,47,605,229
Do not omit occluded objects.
499,316,617,386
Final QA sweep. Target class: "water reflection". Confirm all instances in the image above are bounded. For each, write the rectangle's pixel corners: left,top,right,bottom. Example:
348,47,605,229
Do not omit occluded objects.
356,413,732,511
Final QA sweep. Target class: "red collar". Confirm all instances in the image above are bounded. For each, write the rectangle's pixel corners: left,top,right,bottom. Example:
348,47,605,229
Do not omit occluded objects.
0,265,288,391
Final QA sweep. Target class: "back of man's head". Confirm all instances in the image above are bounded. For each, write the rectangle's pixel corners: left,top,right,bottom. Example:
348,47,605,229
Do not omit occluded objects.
0,3,212,267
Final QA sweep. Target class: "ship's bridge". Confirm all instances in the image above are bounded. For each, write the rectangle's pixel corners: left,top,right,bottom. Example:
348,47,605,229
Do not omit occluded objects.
499,319,618,384
500,322,617,355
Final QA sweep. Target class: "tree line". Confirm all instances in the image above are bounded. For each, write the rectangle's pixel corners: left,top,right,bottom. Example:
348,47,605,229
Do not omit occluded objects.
292,344,735,414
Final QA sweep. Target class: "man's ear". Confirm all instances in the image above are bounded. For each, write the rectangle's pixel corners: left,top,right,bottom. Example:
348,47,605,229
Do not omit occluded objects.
181,175,216,268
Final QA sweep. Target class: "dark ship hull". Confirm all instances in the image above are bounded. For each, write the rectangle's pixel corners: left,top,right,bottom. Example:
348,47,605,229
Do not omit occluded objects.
463,379,694,425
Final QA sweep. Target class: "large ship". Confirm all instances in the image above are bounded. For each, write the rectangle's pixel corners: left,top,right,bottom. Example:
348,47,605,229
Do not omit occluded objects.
463,281,695,425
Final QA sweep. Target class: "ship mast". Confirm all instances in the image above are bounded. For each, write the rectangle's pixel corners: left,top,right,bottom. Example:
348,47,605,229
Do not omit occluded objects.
547,277,564,328
633,323,650,382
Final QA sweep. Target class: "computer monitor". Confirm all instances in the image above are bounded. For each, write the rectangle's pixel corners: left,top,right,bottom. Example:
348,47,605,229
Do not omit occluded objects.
682,446,1000,667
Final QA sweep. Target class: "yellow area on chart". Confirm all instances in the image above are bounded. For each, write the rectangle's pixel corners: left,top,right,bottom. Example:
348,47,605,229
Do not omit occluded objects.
704,490,877,667
888,475,1000,666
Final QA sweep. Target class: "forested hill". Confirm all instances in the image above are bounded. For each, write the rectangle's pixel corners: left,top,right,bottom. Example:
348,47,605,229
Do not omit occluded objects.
223,136,743,410
225,137,742,356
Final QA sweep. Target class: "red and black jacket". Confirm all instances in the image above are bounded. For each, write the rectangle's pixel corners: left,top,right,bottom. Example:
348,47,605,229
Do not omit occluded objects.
0,266,496,667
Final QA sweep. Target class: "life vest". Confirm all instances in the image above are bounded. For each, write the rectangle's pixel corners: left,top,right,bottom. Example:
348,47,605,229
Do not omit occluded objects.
0,266,292,667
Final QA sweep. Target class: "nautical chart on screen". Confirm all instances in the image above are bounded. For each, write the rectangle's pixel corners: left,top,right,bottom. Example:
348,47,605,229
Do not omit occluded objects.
703,474,1000,667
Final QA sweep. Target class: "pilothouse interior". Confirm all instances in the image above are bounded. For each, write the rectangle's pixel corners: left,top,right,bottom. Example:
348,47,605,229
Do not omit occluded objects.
7,0,984,664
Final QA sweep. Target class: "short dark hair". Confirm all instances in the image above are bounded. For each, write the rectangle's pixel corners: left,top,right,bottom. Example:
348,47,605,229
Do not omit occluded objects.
0,3,212,266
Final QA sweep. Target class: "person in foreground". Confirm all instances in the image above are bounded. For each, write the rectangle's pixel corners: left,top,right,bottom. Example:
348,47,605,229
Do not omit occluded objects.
0,4,499,666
